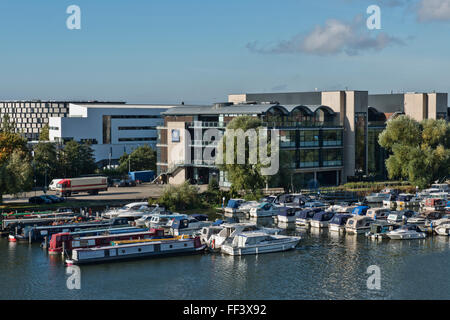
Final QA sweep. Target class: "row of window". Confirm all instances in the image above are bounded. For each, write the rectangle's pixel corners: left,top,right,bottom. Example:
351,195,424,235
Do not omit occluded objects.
279,130,343,148
285,149,343,168
118,137,157,142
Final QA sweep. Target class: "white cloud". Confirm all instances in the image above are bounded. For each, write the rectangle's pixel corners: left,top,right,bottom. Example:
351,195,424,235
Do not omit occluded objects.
246,16,405,56
417,0,450,21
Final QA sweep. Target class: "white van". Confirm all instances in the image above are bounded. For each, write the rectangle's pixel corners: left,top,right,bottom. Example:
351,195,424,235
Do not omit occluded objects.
48,179,63,191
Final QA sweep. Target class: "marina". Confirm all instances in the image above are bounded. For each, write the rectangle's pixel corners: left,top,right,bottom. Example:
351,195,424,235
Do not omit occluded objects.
1,184,450,300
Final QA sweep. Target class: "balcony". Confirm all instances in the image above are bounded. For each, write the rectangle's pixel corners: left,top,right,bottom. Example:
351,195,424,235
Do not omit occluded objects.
263,121,342,129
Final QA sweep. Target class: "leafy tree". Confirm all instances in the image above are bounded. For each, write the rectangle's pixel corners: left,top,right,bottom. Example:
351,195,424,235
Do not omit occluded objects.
60,140,97,177
32,142,59,187
218,116,277,196
155,182,201,211
379,115,450,188
267,150,294,192
39,124,50,141
118,145,156,173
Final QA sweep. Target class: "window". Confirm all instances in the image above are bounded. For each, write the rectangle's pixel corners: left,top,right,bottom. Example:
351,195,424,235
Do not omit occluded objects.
279,130,296,148
322,149,343,167
322,130,342,146
299,149,319,168
299,130,319,147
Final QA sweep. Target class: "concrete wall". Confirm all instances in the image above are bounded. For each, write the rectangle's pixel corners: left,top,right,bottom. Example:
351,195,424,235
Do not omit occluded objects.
404,93,427,122
228,92,321,105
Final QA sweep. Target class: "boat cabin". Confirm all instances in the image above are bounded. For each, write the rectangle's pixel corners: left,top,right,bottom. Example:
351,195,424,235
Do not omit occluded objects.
346,216,373,229
312,211,335,222
277,207,299,217
366,208,390,220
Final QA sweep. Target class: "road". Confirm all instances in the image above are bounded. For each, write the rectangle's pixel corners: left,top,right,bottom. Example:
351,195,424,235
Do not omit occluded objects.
2,183,208,204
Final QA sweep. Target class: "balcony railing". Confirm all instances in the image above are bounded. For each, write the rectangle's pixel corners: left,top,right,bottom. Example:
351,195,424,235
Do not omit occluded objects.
187,121,227,128
263,121,342,128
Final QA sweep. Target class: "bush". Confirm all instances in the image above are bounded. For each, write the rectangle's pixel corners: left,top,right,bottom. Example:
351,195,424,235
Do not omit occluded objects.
154,182,201,211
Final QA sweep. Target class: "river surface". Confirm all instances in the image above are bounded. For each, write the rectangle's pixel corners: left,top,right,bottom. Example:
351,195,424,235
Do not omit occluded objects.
0,217,449,300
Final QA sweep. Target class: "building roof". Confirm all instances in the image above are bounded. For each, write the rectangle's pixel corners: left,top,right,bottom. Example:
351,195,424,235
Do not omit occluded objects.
70,103,184,109
162,103,335,116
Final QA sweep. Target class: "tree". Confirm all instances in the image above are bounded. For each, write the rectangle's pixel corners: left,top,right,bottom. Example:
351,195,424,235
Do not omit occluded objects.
60,140,97,177
155,182,201,211
118,145,156,173
39,124,50,141
267,150,294,192
0,116,33,202
218,116,270,196
33,142,59,187
379,115,450,188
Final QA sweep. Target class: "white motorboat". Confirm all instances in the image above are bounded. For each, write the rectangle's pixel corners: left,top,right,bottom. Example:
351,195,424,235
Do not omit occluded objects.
199,225,224,245
345,216,374,235
365,193,391,203
310,211,334,228
237,201,260,214
250,202,284,218
220,232,300,256
275,207,302,223
224,199,245,214
295,209,319,227
168,216,213,236
145,213,188,229
102,202,151,219
328,214,353,233
366,208,390,220
386,225,426,240
207,222,281,251
435,223,450,236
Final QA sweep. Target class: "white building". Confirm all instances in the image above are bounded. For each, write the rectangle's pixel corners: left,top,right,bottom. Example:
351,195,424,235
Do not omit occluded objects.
49,103,176,166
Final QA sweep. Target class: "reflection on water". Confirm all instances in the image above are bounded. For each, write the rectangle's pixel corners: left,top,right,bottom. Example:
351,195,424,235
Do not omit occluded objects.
0,216,449,300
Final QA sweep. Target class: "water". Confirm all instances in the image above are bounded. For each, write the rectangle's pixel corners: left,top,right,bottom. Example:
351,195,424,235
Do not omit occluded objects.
1,219,449,300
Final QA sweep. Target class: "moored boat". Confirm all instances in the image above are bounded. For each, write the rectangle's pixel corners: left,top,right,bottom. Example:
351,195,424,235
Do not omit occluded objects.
386,225,426,240
328,214,353,233
345,216,374,235
220,232,300,256
310,211,335,228
66,236,206,265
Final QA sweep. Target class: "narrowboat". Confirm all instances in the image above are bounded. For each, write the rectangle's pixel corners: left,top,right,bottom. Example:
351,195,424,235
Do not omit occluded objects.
310,211,335,228
345,216,374,235
9,217,130,242
48,228,166,254
66,236,206,265
220,232,301,256
328,214,353,233
366,208,390,220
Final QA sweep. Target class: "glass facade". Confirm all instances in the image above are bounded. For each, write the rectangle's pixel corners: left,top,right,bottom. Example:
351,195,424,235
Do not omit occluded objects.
355,113,367,174
299,149,319,168
368,127,388,179
300,130,319,147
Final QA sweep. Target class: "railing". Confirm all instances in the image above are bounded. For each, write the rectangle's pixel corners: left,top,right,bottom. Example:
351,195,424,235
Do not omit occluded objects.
263,121,342,128
187,121,227,128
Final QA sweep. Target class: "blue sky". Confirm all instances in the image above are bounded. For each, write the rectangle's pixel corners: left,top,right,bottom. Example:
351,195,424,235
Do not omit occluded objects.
1,0,450,104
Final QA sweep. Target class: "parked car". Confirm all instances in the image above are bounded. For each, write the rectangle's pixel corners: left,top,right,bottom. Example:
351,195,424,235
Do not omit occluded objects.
113,179,136,187
45,195,65,203
28,195,52,204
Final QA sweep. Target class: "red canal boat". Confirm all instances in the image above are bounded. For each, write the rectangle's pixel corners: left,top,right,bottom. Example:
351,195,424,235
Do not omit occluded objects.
48,228,166,254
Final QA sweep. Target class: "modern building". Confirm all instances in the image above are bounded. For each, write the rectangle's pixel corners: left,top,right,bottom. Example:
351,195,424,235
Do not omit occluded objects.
49,103,178,166
157,90,448,188
0,100,124,140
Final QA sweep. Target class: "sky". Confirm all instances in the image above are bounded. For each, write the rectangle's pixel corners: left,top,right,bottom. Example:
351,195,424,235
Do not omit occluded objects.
1,0,450,104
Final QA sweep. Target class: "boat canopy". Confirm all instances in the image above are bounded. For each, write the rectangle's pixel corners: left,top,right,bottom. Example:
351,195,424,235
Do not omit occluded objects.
277,207,297,217
352,206,369,216
312,211,334,222
298,209,317,219
257,202,272,209
190,214,208,221
226,200,242,209
330,214,353,225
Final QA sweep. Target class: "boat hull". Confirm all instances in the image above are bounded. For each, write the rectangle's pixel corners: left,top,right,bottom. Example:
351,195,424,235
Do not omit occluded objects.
221,239,300,256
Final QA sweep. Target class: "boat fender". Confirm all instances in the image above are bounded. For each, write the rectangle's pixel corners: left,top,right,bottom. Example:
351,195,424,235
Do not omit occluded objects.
211,239,215,250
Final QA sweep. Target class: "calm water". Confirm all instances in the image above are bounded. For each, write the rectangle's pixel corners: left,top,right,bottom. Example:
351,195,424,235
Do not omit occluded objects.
1,218,450,300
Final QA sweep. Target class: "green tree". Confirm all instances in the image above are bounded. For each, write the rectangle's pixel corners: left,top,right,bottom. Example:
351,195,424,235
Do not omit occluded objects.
218,116,271,196
32,142,59,187
60,140,97,177
39,124,50,141
379,115,450,188
155,182,201,211
267,150,294,192
118,145,156,173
